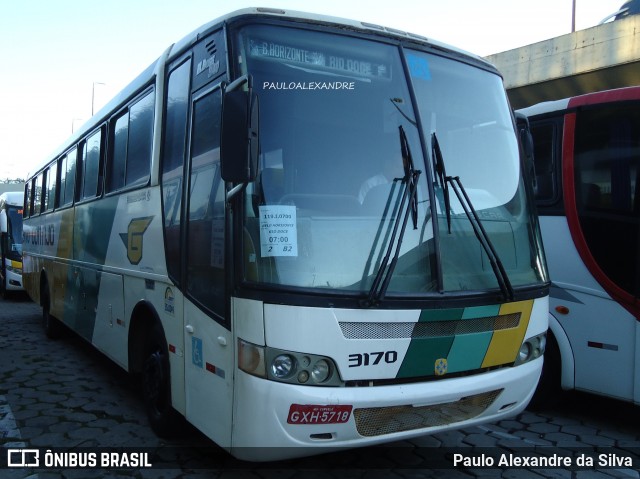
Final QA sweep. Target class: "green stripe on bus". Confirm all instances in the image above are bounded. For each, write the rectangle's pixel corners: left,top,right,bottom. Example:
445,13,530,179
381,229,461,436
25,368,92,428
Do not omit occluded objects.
396,336,454,378
461,304,500,319
446,332,493,373
418,308,463,322
398,304,503,378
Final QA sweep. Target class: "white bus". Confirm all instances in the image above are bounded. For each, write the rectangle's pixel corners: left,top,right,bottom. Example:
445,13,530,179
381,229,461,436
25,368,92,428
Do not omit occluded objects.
519,86,640,406
23,8,549,460
0,191,24,297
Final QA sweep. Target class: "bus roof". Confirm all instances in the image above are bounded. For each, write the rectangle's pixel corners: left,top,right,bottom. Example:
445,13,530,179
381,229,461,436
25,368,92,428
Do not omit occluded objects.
517,98,571,118
168,7,487,63
518,85,640,118
31,7,496,177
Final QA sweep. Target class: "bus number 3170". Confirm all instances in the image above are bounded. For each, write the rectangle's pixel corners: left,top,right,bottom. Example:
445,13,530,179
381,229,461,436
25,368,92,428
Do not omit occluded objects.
348,351,398,367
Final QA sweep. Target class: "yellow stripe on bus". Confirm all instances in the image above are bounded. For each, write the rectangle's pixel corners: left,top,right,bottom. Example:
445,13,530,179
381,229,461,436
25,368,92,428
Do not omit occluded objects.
481,300,533,368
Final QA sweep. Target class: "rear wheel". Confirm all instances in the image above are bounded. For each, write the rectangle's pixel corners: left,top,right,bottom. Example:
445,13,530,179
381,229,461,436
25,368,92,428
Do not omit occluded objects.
142,322,179,437
41,285,62,339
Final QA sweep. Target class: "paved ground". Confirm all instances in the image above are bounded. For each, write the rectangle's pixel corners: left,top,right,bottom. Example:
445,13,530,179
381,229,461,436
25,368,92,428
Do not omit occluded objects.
1,293,639,478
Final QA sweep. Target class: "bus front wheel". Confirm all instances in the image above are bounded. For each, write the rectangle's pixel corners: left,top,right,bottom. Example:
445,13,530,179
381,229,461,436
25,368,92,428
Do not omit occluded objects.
142,323,178,437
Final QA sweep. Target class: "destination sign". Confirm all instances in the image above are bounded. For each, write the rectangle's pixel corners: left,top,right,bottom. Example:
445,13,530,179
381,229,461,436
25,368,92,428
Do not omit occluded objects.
248,38,391,80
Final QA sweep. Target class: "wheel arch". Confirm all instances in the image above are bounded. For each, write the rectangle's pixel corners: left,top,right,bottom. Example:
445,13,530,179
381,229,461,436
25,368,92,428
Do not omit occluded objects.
548,312,575,391
128,300,165,374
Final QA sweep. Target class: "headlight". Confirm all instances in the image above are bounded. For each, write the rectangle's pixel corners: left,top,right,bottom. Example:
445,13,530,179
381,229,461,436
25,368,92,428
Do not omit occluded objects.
238,339,266,377
514,332,547,366
311,359,330,383
518,343,531,363
238,340,341,386
533,335,546,359
271,354,296,379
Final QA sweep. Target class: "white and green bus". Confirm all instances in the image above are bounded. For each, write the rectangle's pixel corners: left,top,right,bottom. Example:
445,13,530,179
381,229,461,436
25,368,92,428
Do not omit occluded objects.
23,8,549,460
0,191,24,297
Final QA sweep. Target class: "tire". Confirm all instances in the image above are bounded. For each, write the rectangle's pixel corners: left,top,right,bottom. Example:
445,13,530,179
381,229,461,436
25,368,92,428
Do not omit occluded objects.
142,322,179,437
42,286,62,339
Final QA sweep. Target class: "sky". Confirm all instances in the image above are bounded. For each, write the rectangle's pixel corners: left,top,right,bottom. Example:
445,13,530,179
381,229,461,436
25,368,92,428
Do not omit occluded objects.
0,0,625,180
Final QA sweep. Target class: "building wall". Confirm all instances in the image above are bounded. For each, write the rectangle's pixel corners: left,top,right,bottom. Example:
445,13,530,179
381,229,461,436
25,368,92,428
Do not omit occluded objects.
486,15,640,109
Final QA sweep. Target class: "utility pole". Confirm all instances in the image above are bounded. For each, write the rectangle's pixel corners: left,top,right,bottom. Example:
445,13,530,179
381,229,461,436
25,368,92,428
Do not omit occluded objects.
92,82,105,116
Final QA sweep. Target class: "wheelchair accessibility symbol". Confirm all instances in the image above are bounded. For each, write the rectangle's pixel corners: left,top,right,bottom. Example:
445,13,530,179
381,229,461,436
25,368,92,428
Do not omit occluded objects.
192,337,203,368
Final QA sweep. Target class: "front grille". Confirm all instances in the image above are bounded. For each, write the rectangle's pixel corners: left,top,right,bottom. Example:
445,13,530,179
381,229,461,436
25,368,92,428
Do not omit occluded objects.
339,313,520,340
353,389,503,437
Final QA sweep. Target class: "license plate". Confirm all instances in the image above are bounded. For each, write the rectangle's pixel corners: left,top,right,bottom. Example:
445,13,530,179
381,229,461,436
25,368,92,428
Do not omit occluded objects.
287,404,353,424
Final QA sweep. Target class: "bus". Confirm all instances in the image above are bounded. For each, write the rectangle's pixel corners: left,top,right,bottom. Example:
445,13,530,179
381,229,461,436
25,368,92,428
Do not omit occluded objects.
22,8,549,460
0,191,24,297
518,86,640,406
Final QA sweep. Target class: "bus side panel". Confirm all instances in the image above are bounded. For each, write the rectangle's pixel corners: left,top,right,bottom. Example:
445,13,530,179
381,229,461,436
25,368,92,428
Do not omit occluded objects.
635,322,640,405
88,187,186,410
541,215,636,402
22,250,40,305
184,298,233,448
163,285,185,416
23,208,71,308
92,271,127,368
49,209,74,326
65,199,117,341
73,198,118,268
99,188,167,274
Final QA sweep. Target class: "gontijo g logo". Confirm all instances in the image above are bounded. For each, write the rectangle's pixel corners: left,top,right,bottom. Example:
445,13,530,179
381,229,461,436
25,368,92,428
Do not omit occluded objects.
119,217,154,265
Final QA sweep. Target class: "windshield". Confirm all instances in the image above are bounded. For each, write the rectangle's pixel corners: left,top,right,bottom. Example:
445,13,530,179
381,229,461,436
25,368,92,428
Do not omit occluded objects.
407,51,545,291
234,24,546,296
7,206,23,260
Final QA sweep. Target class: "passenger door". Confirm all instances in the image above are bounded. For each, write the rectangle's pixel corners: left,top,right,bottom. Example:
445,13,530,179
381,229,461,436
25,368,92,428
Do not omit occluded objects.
568,104,640,401
182,86,234,447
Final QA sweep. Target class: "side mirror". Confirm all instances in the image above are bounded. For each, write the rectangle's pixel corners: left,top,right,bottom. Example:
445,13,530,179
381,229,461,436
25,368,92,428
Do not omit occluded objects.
221,87,260,183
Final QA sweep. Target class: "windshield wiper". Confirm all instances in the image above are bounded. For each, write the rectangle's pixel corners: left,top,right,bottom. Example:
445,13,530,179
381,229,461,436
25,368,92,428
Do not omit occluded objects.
431,133,452,234
432,132,514,301
365,126,421,306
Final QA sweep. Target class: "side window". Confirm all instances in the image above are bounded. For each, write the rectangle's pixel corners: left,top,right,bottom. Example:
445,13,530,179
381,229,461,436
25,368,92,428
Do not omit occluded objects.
63,148,77,206
42,169,50,212
45,163,57,211
109,113,128,191
186,88,224,317
162,60,191,283
24,182,31,218
127,92,154,186
33,174,43,215
530,122,558,205
58,155,68,207
574,103,640,296
107,90,154,193
80,129,103,200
